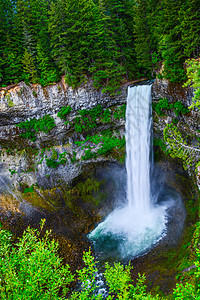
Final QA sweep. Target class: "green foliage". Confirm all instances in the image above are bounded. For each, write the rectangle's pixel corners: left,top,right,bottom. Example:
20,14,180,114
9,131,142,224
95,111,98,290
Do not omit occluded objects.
23,185,34,193
72,105,103,133
153,98,189,116
71,249,102,299
156,0,187,83
133,0,158,76
46,158,60,168
153,98,170,116
97,134,125,156
1,0,199,89
173,101,189,116
173,222,200,299
113,104,126,119
22,49,38,84
78,130,125,161
0,221,161,300
6,219,200,299
163,124,196,169
57,105,72,119
8,168,17,175
154,138,168,154
82,149,97,161
70,104,126,134
51,148,58,160
183,59,200,110
100,108,111,123
46,151,67,168
0,220,74,299
17,115,56,141
70,151,77,163
6,94,14,107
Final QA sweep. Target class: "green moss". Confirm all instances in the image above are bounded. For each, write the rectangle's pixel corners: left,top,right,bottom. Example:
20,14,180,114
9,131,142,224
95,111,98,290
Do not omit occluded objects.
32,90,37,97
51,148,58,160
5,94,14,107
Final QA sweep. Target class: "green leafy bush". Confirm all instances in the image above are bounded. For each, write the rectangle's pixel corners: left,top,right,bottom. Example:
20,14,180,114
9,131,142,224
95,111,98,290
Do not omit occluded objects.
100,108,111,123
17,115,56,141
57,105,72,119
113,104,126,119
173,101,189,116
152,98,170,115
46,158,60,168
0,220,74,299
0,221,168,299
23,185,34,193
71,105,104,133
183,59,200,110
153,98,189,117
81,149,97,160
97,135,125,156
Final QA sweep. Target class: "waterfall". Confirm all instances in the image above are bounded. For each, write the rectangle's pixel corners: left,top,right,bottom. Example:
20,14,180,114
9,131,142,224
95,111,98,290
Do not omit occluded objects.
89,84,169,259
126,85,152,211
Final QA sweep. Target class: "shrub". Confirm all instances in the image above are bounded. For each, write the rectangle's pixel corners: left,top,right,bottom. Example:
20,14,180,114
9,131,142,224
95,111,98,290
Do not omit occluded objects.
16,115,56,141
57,105,72,119
46,158,60,168
81,149,97,160
0,220,74,299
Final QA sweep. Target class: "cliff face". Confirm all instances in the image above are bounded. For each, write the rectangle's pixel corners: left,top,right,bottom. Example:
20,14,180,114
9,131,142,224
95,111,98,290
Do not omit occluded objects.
0,77,199,276
0,78,199,191
0,78,127,145
0,79,128,209
152,78,200,189
0,78,199,210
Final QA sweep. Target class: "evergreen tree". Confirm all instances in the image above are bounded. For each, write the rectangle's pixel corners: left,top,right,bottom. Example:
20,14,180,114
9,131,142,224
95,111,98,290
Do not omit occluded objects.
49,0,125,92
178,0,200,58
48,0,71,75
22,49,37,83
157,0,187,82
102,0,138,79
36,41,60,86
0,0,23,85
133,0,160,76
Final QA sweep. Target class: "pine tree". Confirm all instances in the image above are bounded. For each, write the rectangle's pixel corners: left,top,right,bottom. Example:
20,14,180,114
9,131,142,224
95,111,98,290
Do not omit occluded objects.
0,0,23,85
36,41,59,86
102,0,138,79
22,49,37,83
157,0,187,82
133,0,160,76
49,0,125,92
48,0,71,75
178,0,200,58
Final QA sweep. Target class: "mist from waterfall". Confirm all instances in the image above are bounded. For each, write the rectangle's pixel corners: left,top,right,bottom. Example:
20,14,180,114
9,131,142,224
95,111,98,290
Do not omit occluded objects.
89,84,172,259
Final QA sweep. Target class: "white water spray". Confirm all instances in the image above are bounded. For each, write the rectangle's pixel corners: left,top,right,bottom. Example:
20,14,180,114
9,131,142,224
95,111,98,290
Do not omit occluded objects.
89,84,170,259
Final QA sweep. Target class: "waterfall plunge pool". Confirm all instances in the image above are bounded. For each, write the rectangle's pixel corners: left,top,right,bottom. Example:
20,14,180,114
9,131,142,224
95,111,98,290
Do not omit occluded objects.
89,84,186,261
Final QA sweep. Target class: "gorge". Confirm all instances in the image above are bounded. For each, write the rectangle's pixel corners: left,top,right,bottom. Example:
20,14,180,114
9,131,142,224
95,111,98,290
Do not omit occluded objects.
89,84,183,260
0,78,199,296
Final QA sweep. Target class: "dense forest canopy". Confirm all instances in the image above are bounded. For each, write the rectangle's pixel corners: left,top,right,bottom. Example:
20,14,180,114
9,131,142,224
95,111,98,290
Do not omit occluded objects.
0,0,199,93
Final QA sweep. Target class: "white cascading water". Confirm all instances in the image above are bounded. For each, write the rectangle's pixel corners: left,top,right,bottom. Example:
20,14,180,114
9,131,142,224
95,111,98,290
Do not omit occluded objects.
89,84,169,259
126,85,151,211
